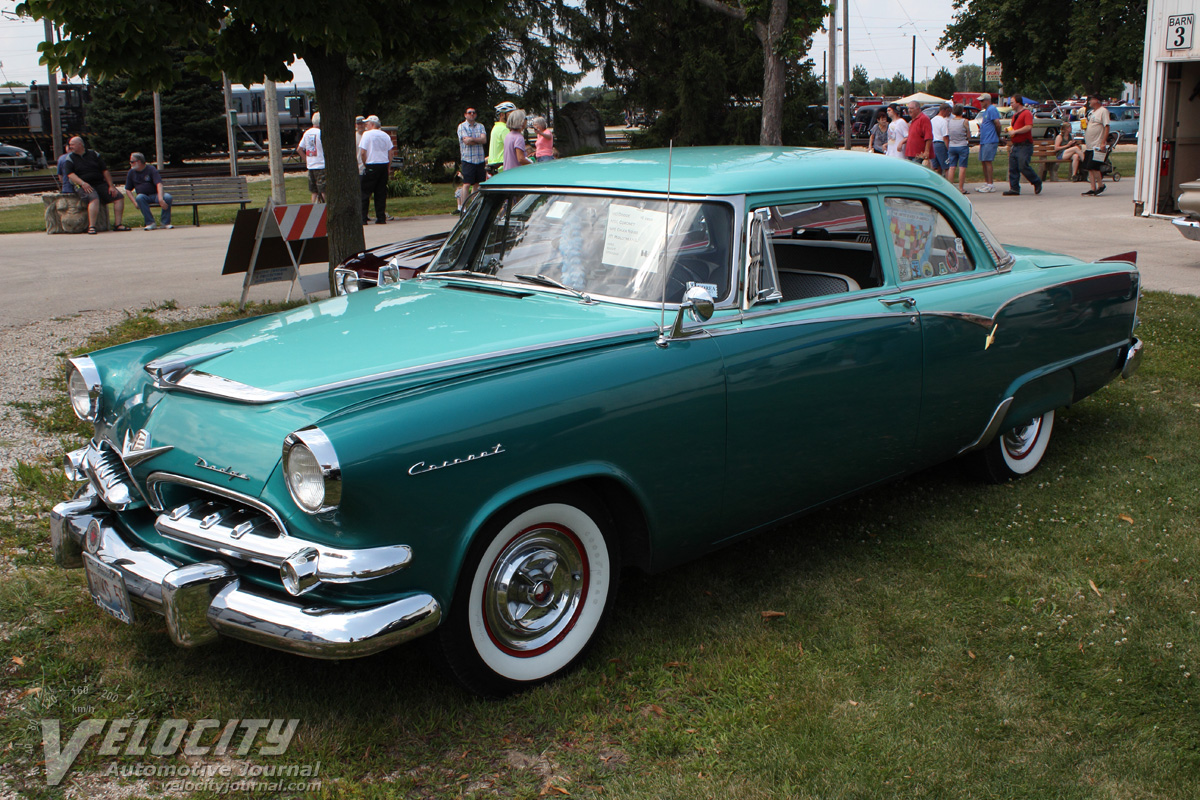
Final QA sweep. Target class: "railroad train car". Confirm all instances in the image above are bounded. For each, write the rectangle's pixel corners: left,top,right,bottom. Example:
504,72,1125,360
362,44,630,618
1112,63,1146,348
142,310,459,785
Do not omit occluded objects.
0,83,90,164
228,86,314,148
0,83,314,164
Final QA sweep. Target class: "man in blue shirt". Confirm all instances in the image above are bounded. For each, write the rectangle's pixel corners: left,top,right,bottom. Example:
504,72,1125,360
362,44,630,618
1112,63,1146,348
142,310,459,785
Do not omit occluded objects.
56,144,74,194
974,94,1001,193
124,152,173,230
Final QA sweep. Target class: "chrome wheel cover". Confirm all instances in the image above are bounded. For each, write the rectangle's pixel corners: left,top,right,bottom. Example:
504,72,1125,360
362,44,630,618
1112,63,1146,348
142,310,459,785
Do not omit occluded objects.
482,524,589,656
1002,417,1042,460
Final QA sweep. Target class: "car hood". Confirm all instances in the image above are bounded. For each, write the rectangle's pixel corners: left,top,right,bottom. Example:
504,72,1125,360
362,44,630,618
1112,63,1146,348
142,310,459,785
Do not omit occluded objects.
156,278,659,398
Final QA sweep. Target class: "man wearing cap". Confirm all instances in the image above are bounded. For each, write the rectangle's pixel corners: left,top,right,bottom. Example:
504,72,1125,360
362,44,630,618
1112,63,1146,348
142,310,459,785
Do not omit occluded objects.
457,107,487,213
975,94,1001,192
358,115,394,224
354,116,366,176
488,102,515,174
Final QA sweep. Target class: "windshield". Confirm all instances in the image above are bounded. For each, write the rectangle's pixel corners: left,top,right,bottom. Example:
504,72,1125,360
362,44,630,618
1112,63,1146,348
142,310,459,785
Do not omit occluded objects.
428,192,734,304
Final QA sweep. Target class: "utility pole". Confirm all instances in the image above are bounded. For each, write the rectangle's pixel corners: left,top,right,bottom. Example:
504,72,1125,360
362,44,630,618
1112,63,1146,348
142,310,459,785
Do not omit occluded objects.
263,78,285,204
911,36,916,94
43,17,62,161
982,42,988,93
152,92,164,169
842,0,851,149
828,0,838,134
222,73,238,177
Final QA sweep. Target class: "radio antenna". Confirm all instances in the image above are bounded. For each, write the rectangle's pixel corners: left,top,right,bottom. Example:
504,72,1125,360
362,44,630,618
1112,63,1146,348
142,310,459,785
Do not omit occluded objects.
659,141,674,339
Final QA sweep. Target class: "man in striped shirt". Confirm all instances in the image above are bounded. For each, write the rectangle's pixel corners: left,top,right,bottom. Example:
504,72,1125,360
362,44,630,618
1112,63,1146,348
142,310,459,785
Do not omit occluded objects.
457,107,487,214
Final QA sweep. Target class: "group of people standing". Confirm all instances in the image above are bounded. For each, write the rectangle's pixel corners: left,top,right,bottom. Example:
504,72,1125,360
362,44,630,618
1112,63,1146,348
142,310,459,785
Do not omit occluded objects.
866,92,1112,198
455,102,554,213
297,112,395,224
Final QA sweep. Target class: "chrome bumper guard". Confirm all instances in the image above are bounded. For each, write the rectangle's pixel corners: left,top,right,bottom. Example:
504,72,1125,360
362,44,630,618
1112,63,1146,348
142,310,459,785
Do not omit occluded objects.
50,493,442,659
1122,337,1143,380
1172,216,1200,242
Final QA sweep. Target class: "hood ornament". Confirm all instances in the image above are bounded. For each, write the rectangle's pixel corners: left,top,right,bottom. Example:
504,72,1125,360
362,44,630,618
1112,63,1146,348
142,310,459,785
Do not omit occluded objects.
195,457,250,481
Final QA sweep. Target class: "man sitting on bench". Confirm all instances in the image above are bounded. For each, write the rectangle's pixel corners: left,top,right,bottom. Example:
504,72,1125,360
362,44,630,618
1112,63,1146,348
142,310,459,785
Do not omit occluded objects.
124,152,173,230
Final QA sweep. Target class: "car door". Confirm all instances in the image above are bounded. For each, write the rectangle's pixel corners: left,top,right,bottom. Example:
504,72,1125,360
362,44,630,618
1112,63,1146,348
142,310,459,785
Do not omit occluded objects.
874,193,1024,465
709,194,923,538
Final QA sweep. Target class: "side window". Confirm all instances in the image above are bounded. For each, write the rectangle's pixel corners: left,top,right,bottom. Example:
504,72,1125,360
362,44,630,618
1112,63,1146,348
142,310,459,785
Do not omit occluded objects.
758,199,881,301
883,197,975,282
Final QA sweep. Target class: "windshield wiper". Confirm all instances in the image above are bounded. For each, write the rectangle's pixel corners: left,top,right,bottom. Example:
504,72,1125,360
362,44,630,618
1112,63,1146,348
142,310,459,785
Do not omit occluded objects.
420,269,501,282
515,274,594,304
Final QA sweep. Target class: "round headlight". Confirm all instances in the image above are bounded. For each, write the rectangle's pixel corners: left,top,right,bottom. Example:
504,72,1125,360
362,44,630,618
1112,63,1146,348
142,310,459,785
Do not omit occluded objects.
282,428,341,514
284,442,325,512
67,357,102,421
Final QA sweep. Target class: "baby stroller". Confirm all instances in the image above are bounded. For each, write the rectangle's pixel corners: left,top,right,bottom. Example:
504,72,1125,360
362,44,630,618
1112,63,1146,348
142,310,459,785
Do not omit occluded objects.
1091,131,1122,183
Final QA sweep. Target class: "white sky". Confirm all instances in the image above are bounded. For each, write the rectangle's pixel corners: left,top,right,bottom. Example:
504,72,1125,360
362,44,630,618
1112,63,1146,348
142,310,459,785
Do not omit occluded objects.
0,0,983,92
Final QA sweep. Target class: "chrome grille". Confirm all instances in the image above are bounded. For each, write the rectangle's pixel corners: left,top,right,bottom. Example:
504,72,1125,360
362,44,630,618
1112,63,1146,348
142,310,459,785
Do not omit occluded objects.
155,496,288,568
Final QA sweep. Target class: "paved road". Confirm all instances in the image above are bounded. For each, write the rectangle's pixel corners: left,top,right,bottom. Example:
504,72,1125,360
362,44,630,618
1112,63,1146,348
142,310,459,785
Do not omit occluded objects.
1,174,1195,328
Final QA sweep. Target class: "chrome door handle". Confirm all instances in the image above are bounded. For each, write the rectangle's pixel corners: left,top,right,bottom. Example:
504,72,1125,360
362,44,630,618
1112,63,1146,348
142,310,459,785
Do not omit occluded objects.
879,296,916,309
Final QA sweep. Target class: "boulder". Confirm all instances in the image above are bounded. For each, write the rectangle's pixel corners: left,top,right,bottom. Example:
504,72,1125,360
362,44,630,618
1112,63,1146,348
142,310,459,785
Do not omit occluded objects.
44,193,109,234
555,102,607,156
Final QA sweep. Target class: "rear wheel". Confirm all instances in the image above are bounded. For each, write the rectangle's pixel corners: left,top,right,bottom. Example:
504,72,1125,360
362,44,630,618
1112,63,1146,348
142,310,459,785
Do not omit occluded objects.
439,492,619,697
977,410,1055,483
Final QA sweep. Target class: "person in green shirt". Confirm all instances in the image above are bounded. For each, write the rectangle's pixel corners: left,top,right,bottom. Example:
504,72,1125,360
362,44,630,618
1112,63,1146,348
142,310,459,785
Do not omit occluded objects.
488,101,515,174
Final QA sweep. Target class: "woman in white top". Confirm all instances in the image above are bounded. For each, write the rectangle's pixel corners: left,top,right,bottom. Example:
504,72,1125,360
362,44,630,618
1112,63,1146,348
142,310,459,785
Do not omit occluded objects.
886,105,909,158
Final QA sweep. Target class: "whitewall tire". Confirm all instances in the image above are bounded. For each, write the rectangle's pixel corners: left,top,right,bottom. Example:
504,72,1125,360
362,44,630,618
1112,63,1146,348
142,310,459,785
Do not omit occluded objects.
980,409,1056,482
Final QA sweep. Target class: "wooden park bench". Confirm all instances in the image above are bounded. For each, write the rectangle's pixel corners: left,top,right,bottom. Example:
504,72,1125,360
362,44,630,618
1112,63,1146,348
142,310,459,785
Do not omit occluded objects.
161,175,251,226
1030,140,1066,182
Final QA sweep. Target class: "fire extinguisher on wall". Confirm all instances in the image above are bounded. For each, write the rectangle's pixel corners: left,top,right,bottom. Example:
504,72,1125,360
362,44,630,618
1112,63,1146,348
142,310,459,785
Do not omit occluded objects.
1161,140,1172,178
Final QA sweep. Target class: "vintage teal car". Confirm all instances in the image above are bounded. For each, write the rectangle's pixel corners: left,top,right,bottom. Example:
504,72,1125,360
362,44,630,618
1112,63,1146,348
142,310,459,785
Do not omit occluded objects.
52,147,1142,696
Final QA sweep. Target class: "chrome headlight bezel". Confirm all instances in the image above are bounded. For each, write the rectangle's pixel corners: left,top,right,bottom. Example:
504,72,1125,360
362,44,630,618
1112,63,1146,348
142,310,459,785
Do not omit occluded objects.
67,356,103,422
282,427,342,514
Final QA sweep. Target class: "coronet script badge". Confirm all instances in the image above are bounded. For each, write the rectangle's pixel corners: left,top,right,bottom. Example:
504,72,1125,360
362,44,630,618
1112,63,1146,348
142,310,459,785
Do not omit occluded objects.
409,444,505,476
195,457,250,481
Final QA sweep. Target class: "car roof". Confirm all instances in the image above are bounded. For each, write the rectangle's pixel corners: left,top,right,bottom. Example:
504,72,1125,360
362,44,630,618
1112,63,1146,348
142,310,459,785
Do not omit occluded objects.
485,146,953,198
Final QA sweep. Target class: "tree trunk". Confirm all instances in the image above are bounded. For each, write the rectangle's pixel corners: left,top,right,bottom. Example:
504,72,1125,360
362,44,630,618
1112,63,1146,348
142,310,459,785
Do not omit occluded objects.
305,49,365,288
756,0,787,146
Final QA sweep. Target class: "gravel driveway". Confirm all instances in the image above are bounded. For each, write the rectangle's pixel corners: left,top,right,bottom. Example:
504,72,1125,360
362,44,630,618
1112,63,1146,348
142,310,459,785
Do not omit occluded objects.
0,306,215,504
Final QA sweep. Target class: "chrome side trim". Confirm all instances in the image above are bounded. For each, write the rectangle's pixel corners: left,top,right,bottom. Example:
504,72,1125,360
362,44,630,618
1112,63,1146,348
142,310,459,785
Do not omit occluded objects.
156,327,661,404
959,397,1015,455
704,309,912,336
1121,337,1143,379
146,472,288,530
921,310,995,329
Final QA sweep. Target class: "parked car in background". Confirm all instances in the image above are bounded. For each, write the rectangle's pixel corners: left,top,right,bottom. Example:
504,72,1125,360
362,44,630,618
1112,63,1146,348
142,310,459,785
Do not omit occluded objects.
51,147,1142,696
0,141,34,172
1072,106,1139,141
997,107,1061,139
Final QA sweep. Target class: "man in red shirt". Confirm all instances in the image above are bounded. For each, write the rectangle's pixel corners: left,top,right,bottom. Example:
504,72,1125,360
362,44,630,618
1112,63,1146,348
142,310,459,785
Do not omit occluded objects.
903,101,933,165
1003,94,1043,196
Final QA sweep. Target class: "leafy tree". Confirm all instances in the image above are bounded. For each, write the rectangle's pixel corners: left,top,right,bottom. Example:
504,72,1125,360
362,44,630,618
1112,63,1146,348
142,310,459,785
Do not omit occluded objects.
18,0,504,274
849,65,871,97
85,50,225,167
882,72,911,96
685,0,826,145
955,64,983,92
927,67,956,100
940,0,1144,97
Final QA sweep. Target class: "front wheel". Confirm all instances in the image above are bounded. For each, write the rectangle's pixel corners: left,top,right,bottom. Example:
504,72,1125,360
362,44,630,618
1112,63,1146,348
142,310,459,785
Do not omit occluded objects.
439,492,620,697
977,410,1056,483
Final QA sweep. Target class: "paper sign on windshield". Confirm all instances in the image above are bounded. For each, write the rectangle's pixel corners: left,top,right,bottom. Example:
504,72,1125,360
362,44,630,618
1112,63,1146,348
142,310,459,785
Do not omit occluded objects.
603,205,666,271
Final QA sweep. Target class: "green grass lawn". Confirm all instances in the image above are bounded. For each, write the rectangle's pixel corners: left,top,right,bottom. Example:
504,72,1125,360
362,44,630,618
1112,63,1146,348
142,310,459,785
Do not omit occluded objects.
0,178,458,234
0,289,1195,798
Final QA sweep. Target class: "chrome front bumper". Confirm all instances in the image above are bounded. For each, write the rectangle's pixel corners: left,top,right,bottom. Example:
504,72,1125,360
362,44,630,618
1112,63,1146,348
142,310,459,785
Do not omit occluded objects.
51,490,441,659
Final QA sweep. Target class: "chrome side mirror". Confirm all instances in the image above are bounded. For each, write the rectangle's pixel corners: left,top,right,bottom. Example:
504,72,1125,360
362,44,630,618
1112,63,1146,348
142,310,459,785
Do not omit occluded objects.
377,261,402,287
657,285,715,347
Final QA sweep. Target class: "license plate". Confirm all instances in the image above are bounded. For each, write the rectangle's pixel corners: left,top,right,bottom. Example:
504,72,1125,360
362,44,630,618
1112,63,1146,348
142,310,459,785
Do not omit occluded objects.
83,552,134,625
